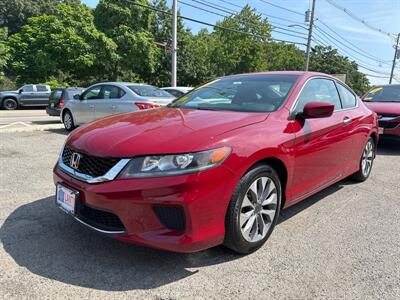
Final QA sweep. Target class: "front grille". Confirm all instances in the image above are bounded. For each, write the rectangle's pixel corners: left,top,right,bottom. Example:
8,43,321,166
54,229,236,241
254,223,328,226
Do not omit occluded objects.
153,205,185,231
76,201,125,232
379,121,399,129
62,146,119,177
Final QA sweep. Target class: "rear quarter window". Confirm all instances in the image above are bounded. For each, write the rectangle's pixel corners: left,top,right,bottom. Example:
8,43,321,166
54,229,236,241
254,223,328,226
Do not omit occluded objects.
336,83,357,109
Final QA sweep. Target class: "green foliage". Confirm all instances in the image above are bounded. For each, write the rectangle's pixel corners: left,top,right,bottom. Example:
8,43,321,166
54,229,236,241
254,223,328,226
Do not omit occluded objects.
0,27,10,80
7,3,117,86
1,0,371,93
210,6,271,76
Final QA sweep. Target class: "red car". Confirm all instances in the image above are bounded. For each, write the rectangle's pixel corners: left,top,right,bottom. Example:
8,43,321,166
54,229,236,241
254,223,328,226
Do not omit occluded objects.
54,72,378,254
362,84,400,137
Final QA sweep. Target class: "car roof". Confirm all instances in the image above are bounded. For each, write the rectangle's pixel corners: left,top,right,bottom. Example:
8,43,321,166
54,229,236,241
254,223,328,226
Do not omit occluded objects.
161,87,193,91
93,82,152,87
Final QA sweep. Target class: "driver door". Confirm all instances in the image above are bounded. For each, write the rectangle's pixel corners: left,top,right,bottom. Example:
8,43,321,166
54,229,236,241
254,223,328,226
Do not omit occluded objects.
76,85,102,124
288,78,351,204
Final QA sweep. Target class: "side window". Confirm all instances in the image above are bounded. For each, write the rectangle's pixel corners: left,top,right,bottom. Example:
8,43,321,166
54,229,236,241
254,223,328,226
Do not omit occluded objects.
36,85,48,92
22,85,34,92
296,78,342,112
336,83,357,109
101,85,122,99
82,86,102,100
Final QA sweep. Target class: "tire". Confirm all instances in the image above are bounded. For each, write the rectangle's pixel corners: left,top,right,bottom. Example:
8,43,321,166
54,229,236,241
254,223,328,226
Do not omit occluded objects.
224,164,282,254
63,110,75,131
350,137,375,182
2,98,18,110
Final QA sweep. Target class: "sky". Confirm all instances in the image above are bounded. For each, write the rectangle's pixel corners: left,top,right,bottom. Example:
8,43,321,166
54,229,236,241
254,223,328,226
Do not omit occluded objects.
82,0,400,85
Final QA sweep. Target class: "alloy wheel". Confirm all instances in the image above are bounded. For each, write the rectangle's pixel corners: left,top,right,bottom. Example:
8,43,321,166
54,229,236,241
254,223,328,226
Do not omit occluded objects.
64,113,72,130
240,176,278,243
361,140,374,177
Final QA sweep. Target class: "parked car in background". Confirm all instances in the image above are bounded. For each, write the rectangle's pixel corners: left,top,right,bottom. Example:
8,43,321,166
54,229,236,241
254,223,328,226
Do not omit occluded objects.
61,82,175,131
363,84,400,137
161,86,193,97
0,84,51,110
46,87,85,117
54,71,378,254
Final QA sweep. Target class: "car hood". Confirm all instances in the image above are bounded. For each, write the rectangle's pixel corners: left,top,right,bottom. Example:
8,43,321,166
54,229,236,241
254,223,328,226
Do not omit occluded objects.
0,90,18,95
364,102,400,115
67,108,269,157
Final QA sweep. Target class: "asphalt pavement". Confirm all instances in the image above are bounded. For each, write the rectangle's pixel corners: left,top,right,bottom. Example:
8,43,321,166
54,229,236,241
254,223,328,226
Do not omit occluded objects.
0,108,62,132
0,115,399,299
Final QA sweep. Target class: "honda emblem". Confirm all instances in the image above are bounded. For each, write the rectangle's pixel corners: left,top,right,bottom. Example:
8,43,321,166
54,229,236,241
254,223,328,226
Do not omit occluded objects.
70,152,81,170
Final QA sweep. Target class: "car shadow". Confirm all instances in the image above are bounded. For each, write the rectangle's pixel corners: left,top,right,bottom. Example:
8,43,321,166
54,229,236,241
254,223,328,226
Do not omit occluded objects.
1,178,355,291
0,196,240,291
31,120,61,125
377,136,400,156
45,128,69,135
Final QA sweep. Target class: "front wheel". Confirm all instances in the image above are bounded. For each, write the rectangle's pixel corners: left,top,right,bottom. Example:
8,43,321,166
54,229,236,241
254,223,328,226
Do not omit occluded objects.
224,164,281,254
63,111,75,131
2,98,18,110
350,137,375,182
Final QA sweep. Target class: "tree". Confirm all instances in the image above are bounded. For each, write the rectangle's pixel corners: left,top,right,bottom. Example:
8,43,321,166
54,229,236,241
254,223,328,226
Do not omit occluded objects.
266,42,303,71
309,45,370,95
94,0,160,82
210,6,271,76
0,0,80,35
7,3,117,85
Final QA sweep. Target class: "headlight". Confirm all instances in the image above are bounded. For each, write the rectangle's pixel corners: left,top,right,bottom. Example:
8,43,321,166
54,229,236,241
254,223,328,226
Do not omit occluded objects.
119,147,231,178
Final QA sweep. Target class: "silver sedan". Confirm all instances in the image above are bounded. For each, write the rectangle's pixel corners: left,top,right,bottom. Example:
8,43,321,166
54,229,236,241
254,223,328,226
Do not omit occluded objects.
61,82,175,131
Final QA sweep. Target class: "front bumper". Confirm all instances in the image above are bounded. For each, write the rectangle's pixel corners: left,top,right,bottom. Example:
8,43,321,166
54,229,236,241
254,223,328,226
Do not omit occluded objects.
53,163,238,252
379,118,400,136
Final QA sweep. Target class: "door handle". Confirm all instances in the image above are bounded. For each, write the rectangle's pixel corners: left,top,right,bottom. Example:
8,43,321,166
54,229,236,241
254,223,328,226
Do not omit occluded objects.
89,105,94,109
343,117,352,125
111,105,117,110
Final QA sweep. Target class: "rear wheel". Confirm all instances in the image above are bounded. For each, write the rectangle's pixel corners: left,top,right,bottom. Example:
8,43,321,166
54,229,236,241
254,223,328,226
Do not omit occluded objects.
63,111,75,131
224,164,281,254
2,98,18,110
350,137,375,182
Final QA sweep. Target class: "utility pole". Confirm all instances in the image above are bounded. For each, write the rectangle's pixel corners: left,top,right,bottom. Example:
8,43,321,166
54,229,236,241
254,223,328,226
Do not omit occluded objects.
304,0,316,71
389,33,400,84
171,0,178,87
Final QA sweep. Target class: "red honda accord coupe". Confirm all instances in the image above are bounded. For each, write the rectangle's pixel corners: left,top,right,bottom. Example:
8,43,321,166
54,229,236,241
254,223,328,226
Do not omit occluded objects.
53,71,378,254
362,84,400,137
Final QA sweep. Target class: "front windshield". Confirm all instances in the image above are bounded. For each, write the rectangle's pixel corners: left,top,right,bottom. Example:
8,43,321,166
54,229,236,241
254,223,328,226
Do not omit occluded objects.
128,85,172,98
169,75,299,112
363,85,400,102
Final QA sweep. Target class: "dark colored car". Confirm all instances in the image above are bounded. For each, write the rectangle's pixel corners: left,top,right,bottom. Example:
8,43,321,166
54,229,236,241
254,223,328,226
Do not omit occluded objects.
362,84,400,137
0,84,51,110
53,71,378,254
46,87,84,117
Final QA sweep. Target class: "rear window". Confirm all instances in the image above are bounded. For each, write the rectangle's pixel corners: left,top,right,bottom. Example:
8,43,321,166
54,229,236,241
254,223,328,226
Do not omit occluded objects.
36,85,48,92
363,85,400,102
128,85,172,98
50,90,62,100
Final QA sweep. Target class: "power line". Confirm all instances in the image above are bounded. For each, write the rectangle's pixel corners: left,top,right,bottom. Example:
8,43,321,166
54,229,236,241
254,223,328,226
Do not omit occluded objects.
316,19,392,64
215,0,304,25
314,24,392,67
312,29,392,76
182,0,307,40
257,0,304,16
324,0,395,37
122,0,307,46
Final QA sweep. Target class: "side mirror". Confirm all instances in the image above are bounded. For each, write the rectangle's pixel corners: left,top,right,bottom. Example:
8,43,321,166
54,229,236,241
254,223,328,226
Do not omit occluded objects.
73,94,80,100
18,89,22,94
298,102,334,119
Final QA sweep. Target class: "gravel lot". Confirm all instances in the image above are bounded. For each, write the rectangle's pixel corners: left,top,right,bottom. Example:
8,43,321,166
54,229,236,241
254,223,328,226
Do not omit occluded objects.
0,129,399,299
